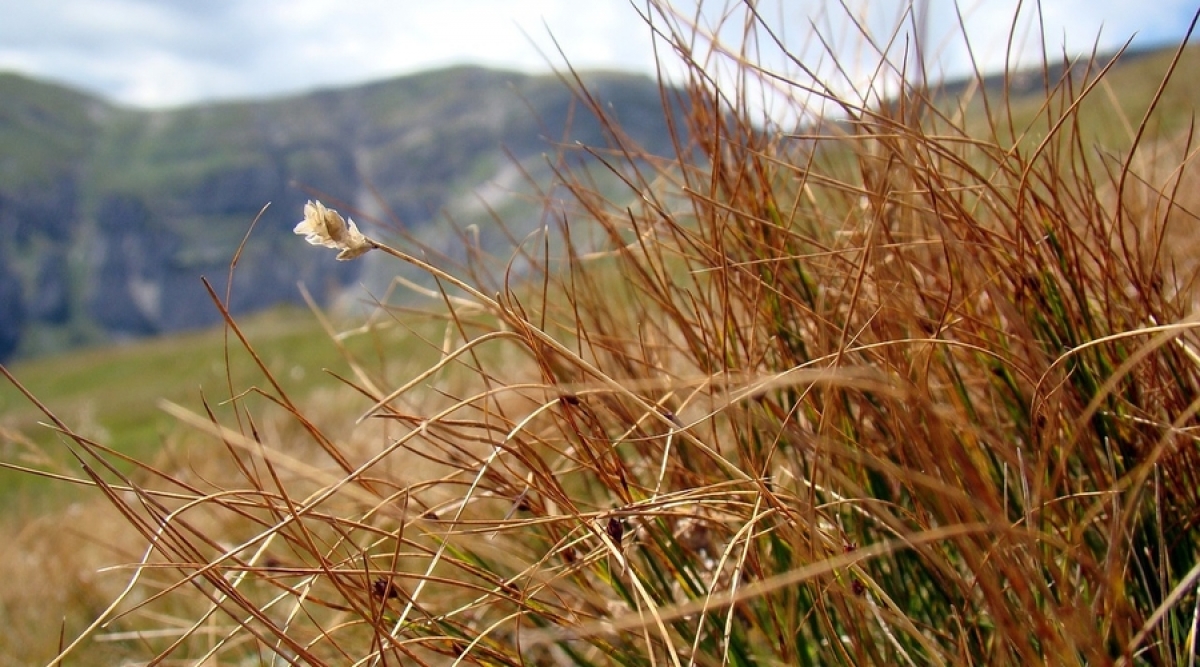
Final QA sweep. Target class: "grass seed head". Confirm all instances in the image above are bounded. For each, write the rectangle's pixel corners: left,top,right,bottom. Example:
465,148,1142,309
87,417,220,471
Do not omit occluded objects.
294,199,372,260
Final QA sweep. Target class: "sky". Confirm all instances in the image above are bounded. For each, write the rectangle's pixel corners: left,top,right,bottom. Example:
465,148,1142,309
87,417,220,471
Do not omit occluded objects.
0,1,1195,109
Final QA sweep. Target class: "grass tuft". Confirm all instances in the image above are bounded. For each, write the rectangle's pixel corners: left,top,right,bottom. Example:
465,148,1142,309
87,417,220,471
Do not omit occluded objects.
5,2,1200,664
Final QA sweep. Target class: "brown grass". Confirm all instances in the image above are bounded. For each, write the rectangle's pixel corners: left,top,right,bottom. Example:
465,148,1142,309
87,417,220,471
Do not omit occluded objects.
5,2,1200,665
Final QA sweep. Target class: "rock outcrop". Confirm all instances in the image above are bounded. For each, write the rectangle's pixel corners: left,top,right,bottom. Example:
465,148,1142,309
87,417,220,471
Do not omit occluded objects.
0,67,683,360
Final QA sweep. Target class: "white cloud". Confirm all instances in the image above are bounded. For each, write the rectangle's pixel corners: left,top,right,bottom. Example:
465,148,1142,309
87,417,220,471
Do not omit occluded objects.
0,0,658,105
0,0,1191,108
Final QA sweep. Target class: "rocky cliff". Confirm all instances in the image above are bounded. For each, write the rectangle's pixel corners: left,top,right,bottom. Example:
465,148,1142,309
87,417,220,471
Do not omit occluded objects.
0,67,681,360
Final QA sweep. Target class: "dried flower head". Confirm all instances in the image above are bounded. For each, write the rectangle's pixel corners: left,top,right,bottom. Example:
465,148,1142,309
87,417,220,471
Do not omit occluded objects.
606,516,624,547
371,576,400,600
293,200,372,260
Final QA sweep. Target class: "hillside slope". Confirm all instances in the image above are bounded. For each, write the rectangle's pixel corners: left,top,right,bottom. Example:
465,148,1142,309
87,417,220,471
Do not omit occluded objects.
0,67,679,360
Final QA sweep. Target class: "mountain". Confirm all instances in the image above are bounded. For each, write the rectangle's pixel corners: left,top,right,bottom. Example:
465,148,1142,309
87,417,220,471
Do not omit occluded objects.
0,67,682,361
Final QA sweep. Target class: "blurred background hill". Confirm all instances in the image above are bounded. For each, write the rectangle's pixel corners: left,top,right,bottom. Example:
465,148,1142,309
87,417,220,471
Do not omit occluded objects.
0,66,678,360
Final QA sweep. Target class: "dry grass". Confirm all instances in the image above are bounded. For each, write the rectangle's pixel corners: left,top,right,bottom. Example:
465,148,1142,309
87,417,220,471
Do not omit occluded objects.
5,2,1200,665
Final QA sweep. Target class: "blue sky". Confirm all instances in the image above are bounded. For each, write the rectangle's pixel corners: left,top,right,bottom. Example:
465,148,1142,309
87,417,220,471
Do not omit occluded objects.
0,1,1194,108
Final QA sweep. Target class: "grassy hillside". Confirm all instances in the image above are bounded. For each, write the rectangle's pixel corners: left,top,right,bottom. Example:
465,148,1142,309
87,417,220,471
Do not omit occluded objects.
3,308,327,497
0,72,108,187
4,8,1200,666
0,66,680,363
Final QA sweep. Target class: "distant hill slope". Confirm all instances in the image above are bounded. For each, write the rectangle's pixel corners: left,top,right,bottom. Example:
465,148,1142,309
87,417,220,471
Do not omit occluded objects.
0,66,681,360
3,41,1196,362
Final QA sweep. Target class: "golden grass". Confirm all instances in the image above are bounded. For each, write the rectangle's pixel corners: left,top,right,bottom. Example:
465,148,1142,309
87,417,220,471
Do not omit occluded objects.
5,2,1200,664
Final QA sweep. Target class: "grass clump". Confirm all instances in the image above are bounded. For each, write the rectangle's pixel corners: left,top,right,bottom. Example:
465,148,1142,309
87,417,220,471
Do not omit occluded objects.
5,2,1200,664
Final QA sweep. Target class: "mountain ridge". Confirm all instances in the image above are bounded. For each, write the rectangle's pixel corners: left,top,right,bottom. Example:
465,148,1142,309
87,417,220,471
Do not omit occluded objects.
0,65,680,360
3,41,1192,362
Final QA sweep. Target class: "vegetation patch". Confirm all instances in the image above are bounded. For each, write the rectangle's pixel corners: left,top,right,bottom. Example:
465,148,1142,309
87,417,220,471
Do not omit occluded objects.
3,3,1200,664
